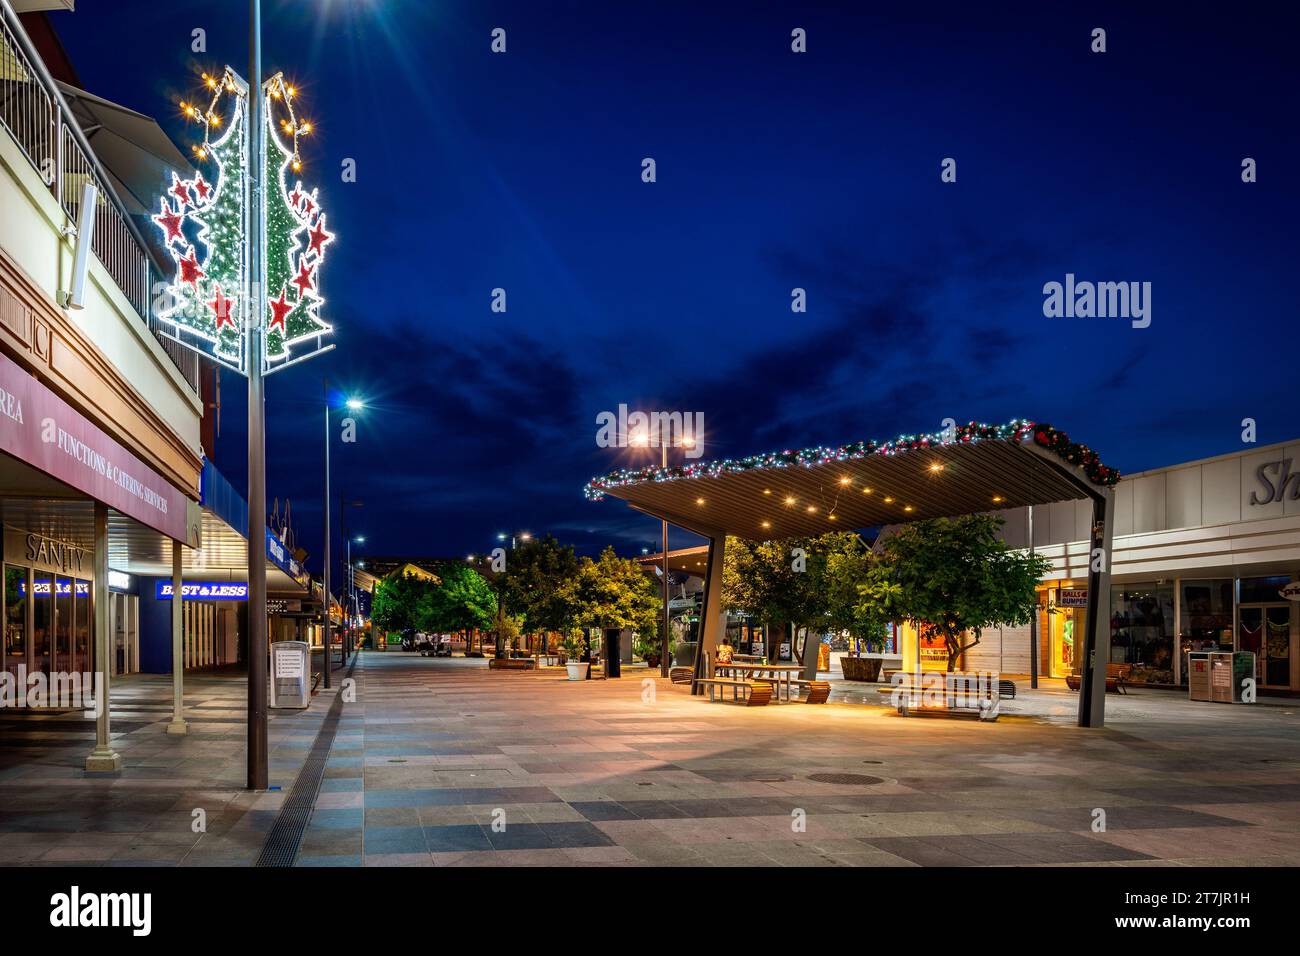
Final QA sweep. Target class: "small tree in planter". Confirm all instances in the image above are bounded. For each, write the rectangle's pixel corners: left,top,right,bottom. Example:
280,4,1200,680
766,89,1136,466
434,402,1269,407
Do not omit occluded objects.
859,514,1051,672
560,629,589,679
560,547,660,678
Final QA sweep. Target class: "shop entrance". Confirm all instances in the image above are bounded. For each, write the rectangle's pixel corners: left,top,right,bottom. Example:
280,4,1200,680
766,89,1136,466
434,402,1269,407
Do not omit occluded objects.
1239,604,1294,689
2,566,93,678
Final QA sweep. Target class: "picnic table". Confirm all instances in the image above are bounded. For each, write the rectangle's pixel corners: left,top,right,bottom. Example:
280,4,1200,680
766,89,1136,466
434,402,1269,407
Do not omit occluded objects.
732,653,763,663
714,662,803,701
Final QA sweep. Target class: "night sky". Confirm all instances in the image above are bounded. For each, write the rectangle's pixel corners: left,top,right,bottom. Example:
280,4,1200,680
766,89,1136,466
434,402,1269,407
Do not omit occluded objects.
49,1,1299,573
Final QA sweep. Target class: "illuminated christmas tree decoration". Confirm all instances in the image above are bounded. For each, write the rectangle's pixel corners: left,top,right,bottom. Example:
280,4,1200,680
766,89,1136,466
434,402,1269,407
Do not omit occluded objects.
150,66,334,375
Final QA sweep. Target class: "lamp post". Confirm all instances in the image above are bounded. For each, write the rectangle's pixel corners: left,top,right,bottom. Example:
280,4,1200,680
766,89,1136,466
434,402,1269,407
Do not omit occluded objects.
322,385,364,688
493,531,530,658
630,429,698,678
246,0,268,791
345,531,364,660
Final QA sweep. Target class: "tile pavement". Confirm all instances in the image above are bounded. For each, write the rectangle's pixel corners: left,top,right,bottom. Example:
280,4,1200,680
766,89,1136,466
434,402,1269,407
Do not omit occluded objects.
2,653,1299,867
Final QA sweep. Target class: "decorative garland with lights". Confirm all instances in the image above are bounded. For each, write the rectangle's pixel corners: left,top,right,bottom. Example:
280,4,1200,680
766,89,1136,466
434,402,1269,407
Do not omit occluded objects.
583,418,1120,500
154,67,331,371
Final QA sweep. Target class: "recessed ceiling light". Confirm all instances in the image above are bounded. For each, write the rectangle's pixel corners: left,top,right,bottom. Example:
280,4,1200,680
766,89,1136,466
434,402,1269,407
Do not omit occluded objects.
862,487,873,494
929,462,944,473
903,505,914,512
883,496,894,504
828,514,837,521
806,505,816,513
762,488,772,495
992,495,1004,503
695,497,705,505
839,477,851,486
784,496,796,506
761,520,771,529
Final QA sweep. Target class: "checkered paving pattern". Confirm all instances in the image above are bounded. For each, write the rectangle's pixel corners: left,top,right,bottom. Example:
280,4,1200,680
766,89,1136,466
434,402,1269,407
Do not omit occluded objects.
297,654,1300,867
1,654,1299,866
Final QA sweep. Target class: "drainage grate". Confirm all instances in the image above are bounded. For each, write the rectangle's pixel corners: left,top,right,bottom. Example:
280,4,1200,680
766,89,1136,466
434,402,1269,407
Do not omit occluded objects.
806,772,884,785
255,656,358,867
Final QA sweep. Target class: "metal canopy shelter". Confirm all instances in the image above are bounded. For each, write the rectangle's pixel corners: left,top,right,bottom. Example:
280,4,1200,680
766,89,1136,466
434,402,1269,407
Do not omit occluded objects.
586,419,1120,728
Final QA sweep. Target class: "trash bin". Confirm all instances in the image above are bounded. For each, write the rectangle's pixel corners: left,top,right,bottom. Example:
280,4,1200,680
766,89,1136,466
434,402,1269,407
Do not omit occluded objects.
270,640,310,709
1188,652,1212,701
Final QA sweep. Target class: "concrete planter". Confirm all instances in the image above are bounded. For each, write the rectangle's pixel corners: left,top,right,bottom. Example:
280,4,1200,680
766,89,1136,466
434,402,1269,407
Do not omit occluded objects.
565,662,589,681
841,655,884,682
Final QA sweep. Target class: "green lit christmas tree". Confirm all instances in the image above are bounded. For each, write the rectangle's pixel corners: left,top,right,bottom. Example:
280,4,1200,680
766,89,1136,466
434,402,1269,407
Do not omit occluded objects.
152,67,332,374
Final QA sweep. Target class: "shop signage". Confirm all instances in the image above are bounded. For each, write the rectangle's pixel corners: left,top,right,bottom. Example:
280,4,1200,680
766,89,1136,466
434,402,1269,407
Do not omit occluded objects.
1279,582,1300,602
1249,457,1300,506
4,529,93,579
156,581,249,600
0,352,190,542
1058,588,1089,608
20,580,91,596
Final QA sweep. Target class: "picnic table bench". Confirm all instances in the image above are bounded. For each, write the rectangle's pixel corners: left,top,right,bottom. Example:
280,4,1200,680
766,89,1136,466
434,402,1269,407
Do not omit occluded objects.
877,671,1003,721
695,677,773,706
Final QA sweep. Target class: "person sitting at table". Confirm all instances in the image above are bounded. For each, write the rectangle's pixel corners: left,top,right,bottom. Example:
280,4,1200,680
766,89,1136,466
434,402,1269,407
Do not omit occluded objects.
716,637,735,665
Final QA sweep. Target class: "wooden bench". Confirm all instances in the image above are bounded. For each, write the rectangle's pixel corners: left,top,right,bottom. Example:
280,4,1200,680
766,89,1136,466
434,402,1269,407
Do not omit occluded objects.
669,667,694,684
1066,663,1131,694
695,677,773,706
488,657,535,671
790,678,831,704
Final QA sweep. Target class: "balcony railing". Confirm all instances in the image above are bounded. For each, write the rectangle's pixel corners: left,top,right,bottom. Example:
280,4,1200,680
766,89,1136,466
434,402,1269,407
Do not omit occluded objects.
0,2,198,391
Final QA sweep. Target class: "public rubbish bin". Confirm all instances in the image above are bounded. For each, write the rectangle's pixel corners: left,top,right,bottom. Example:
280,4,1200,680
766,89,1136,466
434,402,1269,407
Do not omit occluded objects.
1190,650,1254,704
1188,652,1212,701
270,640,310,709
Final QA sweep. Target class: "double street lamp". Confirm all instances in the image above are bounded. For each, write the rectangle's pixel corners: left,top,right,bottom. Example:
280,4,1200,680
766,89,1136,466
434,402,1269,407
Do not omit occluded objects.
629,428,698,678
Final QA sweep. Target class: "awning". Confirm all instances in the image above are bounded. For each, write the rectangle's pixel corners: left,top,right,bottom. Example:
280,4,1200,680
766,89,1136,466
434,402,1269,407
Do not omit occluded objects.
586,419,1119,539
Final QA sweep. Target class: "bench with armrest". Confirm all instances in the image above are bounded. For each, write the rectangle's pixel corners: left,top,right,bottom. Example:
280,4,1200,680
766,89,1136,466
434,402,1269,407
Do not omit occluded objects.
695,677,773,706
1066,663,1131,694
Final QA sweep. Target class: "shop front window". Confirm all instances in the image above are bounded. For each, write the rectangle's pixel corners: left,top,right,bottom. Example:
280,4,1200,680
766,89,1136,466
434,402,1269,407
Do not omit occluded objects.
1179,578,1233,685
4,566,25,676
1110,584,1175,684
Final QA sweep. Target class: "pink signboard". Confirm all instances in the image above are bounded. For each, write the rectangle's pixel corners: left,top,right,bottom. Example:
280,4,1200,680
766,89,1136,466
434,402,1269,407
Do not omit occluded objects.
0,350,190,541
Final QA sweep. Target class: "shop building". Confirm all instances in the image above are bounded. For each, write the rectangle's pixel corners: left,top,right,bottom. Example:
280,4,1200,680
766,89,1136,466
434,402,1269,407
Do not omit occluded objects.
953,440,1300,692
0,3,204,766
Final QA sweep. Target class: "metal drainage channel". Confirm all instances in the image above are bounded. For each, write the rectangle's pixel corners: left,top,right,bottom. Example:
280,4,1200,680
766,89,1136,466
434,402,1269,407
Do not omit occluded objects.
256,655,359,867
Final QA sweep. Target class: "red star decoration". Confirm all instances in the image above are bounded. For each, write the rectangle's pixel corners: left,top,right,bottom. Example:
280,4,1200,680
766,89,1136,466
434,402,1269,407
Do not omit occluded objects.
291,260,315,296
302,196,316,216
152,199,184,242
267,287,293,333
207,284,236,331
192,173,211,201
289,187,303,207
177,247,204,290
170,175,190,207
307,217,333,257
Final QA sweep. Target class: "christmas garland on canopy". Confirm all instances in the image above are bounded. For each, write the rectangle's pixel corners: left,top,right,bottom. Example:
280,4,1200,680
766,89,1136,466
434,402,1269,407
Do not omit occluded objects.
583,418,1120,500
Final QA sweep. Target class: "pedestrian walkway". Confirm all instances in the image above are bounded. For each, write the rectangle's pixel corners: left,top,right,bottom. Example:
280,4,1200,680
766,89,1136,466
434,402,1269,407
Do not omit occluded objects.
0,670,344,865
295,652,1300,867
2,653,1299,867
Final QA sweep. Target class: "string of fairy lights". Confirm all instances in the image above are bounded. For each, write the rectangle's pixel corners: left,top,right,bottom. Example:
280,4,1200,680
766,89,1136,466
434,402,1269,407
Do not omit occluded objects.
181,67,313,172
583,419,1121,500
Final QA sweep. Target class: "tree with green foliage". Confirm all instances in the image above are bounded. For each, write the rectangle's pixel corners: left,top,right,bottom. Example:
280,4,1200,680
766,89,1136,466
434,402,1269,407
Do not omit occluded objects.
857,514,1051,670
371,572,439,643
560,547,660,662
430,564,498,652
500,535,581,645
822,532,890,653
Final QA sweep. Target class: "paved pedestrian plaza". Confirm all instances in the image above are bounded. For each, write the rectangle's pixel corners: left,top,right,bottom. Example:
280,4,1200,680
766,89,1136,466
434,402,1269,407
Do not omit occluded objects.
1,653,1298,867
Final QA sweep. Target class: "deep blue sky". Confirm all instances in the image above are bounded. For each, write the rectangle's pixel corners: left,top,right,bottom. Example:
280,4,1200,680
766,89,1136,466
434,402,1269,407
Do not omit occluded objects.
51,1,1299,571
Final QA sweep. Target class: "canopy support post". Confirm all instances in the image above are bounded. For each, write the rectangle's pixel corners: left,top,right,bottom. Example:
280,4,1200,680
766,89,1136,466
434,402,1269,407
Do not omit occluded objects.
691,534,726,695
1078,487,1115,728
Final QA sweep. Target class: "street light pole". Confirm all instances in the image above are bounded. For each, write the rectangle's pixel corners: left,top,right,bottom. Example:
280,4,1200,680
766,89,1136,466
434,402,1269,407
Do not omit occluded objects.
660,443,670,678
322,377,332,688
246,0,269,791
